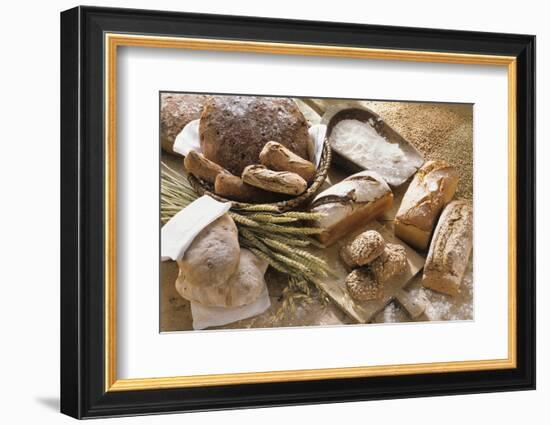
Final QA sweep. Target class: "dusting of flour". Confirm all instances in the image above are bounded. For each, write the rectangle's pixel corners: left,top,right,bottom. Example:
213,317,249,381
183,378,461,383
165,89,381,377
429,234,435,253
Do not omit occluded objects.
330,119,417,184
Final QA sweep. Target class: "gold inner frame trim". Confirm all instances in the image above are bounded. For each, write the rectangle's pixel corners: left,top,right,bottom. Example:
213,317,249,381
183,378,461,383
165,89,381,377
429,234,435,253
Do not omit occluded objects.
104,33,518,392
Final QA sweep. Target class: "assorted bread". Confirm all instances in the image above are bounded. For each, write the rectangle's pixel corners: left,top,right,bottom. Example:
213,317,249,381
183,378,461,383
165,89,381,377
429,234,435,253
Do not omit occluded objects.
310,171,393,247
162,94,475,321
422,200,473,296
394,160,458,250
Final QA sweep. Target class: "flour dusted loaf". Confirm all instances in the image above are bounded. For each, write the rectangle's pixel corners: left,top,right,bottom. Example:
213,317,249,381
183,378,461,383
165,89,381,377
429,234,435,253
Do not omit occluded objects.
394,160,458,250
160,93,210,155
175,214,240,303
199,96,311,175
310,171,393,247
422,200,473,296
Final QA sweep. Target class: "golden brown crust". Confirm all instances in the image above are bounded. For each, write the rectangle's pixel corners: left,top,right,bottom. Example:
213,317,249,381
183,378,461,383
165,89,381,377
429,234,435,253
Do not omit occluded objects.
242,165,307,195
160,93,210,155
339,230,386,269
422,200,473,296
259,141,316,182
316,192,393,247
183,150,229,184
214,173,285,203
370,243,408,283
395,160,458,250
199,96,310,175
345,268,383,301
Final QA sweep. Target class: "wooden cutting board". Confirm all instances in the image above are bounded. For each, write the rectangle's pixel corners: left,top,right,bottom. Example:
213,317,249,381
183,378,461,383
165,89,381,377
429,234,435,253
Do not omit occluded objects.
311,221,426,323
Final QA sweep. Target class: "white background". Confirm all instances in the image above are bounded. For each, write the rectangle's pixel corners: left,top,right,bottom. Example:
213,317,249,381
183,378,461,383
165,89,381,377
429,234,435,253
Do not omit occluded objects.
0,0,546,424
118,47,508,379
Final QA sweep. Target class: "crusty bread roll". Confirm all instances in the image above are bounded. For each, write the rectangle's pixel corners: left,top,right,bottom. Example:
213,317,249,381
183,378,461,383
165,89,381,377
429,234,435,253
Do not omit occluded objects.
310,171,393,247
394,160,458,250
199,96,310,175
160,93,210,155
176,248,268,308
242,165,307,195
184,150,229,184
259,141,316,182
339,230,386,269
214,173,284,203
422,200,473,296
176,214,239,300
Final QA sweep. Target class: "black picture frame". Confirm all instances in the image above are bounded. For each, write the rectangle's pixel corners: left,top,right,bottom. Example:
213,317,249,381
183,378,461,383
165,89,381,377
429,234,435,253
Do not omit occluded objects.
60,5,536,419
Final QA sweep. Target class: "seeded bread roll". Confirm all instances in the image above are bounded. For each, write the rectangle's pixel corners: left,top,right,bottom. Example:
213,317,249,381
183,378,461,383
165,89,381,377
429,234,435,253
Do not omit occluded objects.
184,150,229,184
259,141,316,182
422,200,473,296
310,171,393,247
394,160,458,250
339,230,386,269
370,243,408,283
160,93,210,155
345,268,383,301
242,165,307,195
199,96,310,175
214,173,285,203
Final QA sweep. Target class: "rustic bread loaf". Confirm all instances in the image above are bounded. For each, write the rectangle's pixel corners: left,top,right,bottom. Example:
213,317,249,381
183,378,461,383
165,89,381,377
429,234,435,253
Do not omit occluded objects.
184,150,229,184
259,141,316,182
310,171,393,247
176,248,268,308
175,214,239,302
199,96,310,175
160,93,210,155
242,165,307,195
422,200,473,296
394,160,458,250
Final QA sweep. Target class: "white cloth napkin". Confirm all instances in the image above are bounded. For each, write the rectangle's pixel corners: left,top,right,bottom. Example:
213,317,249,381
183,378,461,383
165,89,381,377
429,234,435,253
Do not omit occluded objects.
161,195,231,261
173,118,327,168
190,287,271,330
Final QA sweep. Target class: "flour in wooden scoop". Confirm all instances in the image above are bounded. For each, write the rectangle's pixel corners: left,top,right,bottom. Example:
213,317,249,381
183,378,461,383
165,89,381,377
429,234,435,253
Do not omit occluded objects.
330,119,418,185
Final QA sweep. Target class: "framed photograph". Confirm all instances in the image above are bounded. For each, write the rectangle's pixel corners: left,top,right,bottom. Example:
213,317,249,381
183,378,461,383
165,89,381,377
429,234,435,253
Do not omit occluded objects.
60,6,535,419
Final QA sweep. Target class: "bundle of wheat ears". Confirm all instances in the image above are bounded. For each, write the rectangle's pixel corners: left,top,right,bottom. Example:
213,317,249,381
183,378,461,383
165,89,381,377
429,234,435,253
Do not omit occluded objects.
161,162,333,305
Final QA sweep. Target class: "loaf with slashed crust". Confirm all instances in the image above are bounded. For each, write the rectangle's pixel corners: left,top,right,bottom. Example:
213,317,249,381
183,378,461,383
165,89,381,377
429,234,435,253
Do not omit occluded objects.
199,96,311,175
422,200,473,296
394,160,458,250
310,171,393,247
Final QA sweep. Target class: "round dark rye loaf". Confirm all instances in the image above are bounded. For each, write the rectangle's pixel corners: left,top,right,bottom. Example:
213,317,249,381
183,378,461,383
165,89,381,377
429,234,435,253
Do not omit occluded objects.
199,96,310,176
160,93,210,155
